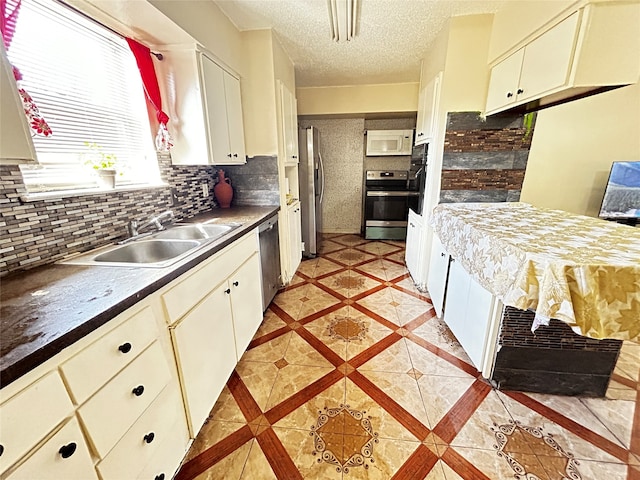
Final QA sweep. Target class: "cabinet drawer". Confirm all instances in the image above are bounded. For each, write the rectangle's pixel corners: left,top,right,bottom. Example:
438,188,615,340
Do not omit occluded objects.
97,386,184,480
5,417,97,480
77,341,170,458
162,230,259,324
0,371,74,475
137,417,190,480
60,306,160,404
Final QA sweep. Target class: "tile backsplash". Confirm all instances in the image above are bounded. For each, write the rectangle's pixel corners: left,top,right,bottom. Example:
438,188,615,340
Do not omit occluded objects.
0,154,218,275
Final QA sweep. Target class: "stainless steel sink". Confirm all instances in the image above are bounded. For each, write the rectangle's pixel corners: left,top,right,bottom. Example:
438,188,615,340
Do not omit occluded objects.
152,224,235,241
61,222,242,267
93,239,200,264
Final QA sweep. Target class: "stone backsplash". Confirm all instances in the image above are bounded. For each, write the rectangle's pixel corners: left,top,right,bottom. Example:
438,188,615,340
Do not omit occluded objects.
0,155,279,276
440,112,534,203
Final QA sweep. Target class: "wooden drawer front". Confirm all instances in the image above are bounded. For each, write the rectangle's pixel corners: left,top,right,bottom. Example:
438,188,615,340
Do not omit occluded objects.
97,386,183,480
60,306,160,404
77,341,170,458
137,417,189,480
0,371,74,475
162,230,259,324
5,417,97,480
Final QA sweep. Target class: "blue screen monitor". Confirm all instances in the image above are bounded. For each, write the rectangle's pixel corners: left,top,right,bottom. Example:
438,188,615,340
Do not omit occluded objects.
599,161,640,219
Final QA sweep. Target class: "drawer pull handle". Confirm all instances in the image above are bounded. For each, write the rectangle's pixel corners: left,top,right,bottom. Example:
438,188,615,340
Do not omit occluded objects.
118,342,132,354
0,444,4,457
227,153,232,157
225,288,231,294
155,474,165,480
59,442,77,459
517,88,524,95
440,252,446,257
506,91,513,98
233,281,239,287
132,385,145,396
143,432,155,444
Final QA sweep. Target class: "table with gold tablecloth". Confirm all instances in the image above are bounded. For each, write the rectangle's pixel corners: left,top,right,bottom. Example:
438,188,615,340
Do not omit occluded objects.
430,202,640,341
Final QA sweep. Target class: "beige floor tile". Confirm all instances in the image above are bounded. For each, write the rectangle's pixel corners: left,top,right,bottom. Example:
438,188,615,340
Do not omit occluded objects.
405,339,475,378
395,276,431,297
417,374,476,427
318,240,346,255
208,386,246,423
438,459,464,480
386,251,406,263
410,318,473,365
614,343,640,382
396,302,435,326
283,332,336,368
266,364,336,410
346,327,394,360
317,271,352,297
272,378,346,430
302,310,350,360
235,360,280,411
380,259,408,281
447,390,513,450
359,369,431,428
334,234,368,247
345,378,418,442
253,309,288,339
240,331,292,363
193,438,253,480
357,337,413,373
423,460,454,480
238,442,277,479
313,257,345,277
343,437,421,479
606,379,637,401
497,392,626,464
446,445,546,480
347,306,396,332
355,241,384,255
271,426,344,479
296,258,319,277
272,285,308,319
353,260,388,282
287,273,307,287
297,283,342,319
580,396,635,448
355,287,402,325
186,420,249,463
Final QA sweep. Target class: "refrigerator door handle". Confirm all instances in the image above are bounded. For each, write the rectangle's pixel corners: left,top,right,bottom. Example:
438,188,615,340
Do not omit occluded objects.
318,151,325,204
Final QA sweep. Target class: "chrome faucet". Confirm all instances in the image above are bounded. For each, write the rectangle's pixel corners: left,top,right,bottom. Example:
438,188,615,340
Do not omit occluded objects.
127,210,174,237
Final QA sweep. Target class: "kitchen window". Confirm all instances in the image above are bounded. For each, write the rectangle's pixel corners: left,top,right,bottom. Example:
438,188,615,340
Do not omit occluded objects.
7,0,161,193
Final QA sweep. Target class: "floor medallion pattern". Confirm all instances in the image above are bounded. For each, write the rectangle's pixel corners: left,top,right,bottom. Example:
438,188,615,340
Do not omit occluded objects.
328,316,367,342
175,234,640,480
492,420,582,480
311,405,379,473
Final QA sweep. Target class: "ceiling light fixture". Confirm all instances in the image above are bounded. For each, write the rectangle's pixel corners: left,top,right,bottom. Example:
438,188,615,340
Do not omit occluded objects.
328,0,358,42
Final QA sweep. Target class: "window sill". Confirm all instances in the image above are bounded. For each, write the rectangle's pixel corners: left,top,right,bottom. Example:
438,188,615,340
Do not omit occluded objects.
20,183,170,202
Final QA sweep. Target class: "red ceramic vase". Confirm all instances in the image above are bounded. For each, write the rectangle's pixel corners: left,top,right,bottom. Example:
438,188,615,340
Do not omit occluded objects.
214,169,233,208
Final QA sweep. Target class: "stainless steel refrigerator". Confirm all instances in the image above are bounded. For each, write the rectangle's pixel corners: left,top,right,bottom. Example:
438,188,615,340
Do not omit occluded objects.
298,126,324,258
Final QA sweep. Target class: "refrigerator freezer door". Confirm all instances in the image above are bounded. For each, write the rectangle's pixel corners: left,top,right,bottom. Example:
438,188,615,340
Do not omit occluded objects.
299,127,320,258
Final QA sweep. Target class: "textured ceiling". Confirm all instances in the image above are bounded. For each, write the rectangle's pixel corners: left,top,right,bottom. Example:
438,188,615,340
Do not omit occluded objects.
214,0,504,87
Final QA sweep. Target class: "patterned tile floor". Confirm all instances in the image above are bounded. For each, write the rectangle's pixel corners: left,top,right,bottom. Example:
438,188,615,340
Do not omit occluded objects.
175,234,640,480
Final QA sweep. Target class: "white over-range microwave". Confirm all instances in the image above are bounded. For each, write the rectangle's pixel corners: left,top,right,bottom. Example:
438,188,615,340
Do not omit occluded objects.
365,130,413,156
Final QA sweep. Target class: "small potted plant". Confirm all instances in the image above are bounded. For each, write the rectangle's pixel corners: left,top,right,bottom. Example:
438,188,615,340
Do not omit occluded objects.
83,142,118,189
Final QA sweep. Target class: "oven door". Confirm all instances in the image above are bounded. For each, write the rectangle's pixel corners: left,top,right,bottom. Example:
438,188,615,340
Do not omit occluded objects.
364,191,419,226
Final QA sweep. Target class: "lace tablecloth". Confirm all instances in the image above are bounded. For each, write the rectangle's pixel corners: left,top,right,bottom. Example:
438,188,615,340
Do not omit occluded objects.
430,202,640,340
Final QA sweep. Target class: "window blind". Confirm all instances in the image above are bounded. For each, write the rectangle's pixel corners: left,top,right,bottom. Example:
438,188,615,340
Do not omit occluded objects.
9,0,160,192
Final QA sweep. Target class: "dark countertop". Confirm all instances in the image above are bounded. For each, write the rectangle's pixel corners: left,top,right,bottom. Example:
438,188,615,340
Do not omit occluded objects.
0,206,279,388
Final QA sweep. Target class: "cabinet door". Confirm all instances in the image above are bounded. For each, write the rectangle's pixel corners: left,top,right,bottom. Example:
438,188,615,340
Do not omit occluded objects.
229,253,263,359
280,83,298,165
287,202,302,278
200,54,230,165
170,283,236,436
415,73,441,145
405,210,423,282
6,418,97,480
223,71,246,163
427,234,450,318
517,12,579,102
485,48,524,114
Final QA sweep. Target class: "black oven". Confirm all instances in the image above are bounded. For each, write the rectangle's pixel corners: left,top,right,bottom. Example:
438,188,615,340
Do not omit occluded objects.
364,171,419,240
409,144,428,215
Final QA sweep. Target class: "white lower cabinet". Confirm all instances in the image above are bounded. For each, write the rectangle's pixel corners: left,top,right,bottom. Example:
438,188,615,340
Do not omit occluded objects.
443,259,502,372
426,234,450,318
170,280,238,436
167,229,263,437
5,417,97,480
405,209,424,287
286,201,302,281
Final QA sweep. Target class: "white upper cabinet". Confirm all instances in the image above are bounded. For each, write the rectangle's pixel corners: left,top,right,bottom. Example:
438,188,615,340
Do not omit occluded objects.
415,72,442,145
279,81,299,166
486,2,640,115
0,42,37,165
158,47,246,165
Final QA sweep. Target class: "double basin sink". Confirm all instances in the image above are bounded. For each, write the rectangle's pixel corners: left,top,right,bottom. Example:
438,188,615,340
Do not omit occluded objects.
63,222,241,268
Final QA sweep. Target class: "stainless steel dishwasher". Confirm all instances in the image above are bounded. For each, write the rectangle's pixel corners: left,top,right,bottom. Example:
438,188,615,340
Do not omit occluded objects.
258,215,281,312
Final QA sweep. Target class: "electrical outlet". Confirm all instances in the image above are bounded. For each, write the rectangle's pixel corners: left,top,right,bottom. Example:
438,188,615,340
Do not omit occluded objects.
202,183,209,197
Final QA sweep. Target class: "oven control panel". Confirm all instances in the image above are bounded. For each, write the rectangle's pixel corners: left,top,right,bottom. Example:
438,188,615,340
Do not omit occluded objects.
366,170,408,181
